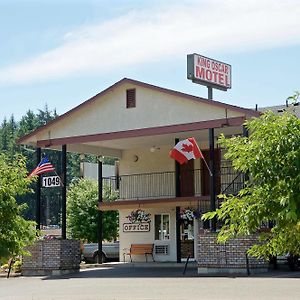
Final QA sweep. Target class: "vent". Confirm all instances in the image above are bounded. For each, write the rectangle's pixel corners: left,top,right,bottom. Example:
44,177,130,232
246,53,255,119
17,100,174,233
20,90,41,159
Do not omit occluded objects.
155,245,169,255
126,89,136,108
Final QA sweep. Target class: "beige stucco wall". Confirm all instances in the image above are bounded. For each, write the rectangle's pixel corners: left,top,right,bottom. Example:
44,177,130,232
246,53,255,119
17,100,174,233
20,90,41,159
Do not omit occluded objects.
119,144,207,175
120,145,174,174
35,83,244,141
117,145,207,199
119,208,177,262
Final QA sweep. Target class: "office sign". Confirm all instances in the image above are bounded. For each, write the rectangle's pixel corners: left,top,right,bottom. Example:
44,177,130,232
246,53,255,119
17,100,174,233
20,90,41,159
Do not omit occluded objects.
123,222,150,232
187,53,232,91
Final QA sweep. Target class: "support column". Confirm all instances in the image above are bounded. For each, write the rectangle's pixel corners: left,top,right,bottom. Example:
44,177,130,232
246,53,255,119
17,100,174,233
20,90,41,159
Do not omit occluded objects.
36,148,41,231
209,128,216,231
175,138,180,197
61,145,67,239
176,206,181,263
97,157,103,264
175,138,181,263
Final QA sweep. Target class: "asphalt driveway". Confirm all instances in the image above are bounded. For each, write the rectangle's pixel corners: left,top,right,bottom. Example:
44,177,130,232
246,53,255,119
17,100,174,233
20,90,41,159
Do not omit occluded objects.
1,264,300,300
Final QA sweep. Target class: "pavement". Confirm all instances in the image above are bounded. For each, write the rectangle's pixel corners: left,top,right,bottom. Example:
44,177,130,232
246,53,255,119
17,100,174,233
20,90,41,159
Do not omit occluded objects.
1,262,300,300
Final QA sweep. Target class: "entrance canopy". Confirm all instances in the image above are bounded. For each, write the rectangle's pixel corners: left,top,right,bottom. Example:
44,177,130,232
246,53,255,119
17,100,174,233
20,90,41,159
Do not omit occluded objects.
18,78,259,159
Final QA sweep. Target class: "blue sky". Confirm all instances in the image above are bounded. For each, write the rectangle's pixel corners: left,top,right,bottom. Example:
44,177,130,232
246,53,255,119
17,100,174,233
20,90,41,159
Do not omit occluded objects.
1,0,300,122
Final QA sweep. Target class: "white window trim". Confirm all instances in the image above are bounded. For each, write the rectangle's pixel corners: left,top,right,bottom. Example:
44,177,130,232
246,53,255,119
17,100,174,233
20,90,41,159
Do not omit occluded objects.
154,213,170,241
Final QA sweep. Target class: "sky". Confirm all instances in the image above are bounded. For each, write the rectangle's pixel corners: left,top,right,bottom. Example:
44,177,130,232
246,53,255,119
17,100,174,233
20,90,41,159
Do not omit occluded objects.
1,0,300,122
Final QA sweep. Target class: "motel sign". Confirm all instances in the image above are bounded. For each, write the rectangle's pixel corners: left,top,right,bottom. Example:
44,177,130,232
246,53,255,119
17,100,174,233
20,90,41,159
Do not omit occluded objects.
187,53,232,91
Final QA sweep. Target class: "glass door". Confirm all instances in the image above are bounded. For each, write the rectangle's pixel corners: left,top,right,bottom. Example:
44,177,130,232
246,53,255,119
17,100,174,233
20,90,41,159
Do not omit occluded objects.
180,218,194,259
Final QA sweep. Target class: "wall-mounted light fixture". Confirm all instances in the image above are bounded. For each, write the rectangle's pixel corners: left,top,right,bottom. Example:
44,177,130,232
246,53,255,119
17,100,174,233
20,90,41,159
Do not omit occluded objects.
150,146,160,153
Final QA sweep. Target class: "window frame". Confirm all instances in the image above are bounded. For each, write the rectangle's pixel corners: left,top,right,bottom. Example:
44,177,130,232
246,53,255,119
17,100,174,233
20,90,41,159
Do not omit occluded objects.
154,213,170,241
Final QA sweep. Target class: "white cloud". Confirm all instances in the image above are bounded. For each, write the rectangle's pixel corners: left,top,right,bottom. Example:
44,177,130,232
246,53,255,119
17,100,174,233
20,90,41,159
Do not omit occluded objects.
1,0,300,85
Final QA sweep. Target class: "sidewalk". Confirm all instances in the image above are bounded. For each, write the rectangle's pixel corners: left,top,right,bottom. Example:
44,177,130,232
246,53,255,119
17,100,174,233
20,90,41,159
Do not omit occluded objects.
2,260,299,279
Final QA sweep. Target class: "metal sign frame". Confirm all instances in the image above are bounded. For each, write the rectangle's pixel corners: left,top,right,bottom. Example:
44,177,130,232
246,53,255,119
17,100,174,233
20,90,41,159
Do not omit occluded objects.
187,53,232,91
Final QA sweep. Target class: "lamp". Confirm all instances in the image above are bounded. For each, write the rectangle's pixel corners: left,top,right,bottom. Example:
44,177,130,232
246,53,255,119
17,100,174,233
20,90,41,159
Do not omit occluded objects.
150,146,160,152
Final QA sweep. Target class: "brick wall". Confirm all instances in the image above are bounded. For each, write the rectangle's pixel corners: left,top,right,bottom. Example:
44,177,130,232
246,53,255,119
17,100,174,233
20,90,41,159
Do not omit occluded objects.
22,239,81,276
197,232,268,274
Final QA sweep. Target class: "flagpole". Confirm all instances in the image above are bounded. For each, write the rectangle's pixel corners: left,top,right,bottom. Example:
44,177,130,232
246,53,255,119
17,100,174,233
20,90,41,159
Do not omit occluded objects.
202,156,213,177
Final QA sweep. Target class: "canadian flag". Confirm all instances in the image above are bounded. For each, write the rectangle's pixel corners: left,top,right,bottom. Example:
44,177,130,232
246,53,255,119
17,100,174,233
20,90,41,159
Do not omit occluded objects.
169,137,203,164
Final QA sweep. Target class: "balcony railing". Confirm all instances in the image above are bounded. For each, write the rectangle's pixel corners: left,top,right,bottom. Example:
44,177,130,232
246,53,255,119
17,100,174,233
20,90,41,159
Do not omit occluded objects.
220,160,246,195
102,163,244,201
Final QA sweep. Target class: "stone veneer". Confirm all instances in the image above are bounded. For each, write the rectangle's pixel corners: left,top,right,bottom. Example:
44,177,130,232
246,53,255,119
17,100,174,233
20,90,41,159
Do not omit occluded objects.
197,232,268,275
22,239,81,276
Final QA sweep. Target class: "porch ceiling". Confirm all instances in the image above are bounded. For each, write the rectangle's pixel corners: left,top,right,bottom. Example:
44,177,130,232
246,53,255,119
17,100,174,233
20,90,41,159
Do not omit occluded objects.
86,124,243,150
34,118,244,157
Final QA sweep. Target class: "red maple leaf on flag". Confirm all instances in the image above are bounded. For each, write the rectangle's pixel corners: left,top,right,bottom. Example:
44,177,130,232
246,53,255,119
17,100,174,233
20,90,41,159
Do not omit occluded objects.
181,143,193,153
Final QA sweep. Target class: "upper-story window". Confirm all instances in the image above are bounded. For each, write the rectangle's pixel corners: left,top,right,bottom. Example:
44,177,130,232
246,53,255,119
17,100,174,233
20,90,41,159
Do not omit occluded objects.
126,89,136,108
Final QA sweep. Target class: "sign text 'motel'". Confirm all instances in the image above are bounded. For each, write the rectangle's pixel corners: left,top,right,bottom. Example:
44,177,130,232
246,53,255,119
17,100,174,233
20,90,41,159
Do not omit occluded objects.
187,53,232,91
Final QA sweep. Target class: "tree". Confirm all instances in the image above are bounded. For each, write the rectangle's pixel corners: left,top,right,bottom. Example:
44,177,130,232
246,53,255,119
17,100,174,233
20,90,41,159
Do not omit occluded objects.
0,116,18,157
67,178,119,242
203,107,300,259
0,153,36,261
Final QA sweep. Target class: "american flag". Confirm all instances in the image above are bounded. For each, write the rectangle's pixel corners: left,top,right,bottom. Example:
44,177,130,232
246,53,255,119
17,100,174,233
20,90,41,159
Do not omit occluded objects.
28,156,55,178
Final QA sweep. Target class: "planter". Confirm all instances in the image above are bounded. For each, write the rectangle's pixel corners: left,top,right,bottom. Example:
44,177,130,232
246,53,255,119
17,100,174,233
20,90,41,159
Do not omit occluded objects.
197,232,268,275
22,239,81,276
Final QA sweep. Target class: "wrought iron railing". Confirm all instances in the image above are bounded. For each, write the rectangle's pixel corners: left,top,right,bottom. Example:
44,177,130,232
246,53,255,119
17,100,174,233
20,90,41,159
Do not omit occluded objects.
102,165,244,201
118,171,175,199
220,160,245,195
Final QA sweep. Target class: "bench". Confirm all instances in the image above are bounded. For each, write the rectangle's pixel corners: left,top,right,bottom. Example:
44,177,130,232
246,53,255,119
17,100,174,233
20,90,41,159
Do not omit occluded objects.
125,244,155,262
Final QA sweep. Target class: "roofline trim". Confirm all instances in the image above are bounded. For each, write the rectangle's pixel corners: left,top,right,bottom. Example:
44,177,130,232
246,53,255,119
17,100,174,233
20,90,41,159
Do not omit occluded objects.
18,77,260,144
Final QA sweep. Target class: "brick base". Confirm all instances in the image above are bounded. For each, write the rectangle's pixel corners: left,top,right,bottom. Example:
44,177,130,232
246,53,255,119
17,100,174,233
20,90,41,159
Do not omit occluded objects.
22,239,81,276
197,232,268,275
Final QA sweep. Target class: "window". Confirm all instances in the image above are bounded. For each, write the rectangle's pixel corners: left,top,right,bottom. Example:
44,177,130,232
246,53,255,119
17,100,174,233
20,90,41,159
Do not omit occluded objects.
126,89,136,108
155,214,170,240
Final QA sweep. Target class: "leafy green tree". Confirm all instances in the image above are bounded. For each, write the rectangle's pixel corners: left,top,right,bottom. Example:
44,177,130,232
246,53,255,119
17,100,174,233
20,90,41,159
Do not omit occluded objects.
203,108,300,259
67,178,119,242
0,153,36,261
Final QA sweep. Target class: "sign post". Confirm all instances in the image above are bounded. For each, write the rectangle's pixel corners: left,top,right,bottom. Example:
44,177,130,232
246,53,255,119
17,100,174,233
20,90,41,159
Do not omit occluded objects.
187,53,232,232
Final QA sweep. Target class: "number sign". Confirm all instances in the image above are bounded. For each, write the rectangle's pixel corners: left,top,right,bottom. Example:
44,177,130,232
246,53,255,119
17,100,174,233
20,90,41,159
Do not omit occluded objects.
42,176,61,188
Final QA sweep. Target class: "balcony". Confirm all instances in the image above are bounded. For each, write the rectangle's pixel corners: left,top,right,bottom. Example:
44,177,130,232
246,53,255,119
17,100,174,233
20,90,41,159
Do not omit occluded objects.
102,161,245,203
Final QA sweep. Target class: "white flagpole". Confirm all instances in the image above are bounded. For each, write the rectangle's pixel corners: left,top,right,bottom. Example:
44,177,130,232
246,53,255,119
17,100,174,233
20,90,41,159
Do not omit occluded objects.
201,157,213,177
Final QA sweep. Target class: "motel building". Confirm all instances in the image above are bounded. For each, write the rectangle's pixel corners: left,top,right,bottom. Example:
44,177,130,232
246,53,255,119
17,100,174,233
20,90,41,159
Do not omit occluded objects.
19,77,269,274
